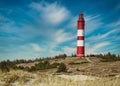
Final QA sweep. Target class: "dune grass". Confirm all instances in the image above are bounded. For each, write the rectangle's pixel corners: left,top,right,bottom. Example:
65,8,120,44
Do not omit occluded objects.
0,70,120,86
34,74,120,86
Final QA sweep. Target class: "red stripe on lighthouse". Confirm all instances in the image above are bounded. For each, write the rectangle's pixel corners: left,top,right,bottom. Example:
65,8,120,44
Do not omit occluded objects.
77,36,84,40
78,23,84,29
77,46,84,57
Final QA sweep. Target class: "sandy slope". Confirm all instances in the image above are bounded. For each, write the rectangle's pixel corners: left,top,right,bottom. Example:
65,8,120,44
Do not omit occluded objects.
0,70,120,86
1,57,120,86
57,75,100,81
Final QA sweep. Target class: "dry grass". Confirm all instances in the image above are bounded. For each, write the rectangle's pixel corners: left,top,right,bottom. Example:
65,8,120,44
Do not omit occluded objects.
0,70,35,86
1,57,120,86
0,70,120,86
34,74,120,86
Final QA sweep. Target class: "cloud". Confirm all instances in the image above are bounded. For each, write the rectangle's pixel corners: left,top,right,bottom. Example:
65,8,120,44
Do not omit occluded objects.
84,13,120,55
93,42,110,50
0,1,74,60
30,43,41,53
85,42,110,55
99,29,117,39
40,28,75,48
66,16,78,29
30,2,70,25
115,3,120,10
106,19,120,29
86,29,118,43
42,29,75,56
0,14,12,26
54,29,74,44
0,15,4,20
42,46,75,58
0,0,120,60
66,14,103,34
86,18,120,44
85,15,103,35
62,46,75,55
33,28,76,57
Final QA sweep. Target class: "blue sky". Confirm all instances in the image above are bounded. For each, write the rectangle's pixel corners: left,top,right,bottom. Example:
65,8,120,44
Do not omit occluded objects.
0,0,120,61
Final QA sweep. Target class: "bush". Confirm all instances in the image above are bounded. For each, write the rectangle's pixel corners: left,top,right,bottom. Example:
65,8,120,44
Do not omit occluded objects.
56,63,67,72
100,52,120,62
71,54,76,57
26,61,60,72
69,61,88,65
28,66,36,72
0,61,10,72
51,63,60,68
55,54,67,59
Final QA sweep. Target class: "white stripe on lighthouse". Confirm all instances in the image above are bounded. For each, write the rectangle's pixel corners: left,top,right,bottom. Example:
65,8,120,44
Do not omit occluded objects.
77,30,84,36
77,40,84,46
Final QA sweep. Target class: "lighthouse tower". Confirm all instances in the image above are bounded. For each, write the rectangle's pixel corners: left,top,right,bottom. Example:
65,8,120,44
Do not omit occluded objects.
77,12,85,58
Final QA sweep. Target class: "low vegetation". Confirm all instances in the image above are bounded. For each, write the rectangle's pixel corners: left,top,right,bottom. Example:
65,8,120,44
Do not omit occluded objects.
26,61,60,72
56,63,67,73
86,52,120,62
69,61,89,65
0,52,120,73
0,54,67,72
0,70,120,86
0,53,120,86
100,52,120,62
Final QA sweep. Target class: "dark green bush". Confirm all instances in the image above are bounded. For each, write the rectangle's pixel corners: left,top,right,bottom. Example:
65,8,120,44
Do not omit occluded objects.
26,61,59,72
51,63,60,68
55,54,67,59
56,63,67,72
100,52,120,62
0,61,10,72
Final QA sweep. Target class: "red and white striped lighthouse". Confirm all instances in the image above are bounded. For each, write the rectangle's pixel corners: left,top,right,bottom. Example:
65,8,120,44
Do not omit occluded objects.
77,12,85,58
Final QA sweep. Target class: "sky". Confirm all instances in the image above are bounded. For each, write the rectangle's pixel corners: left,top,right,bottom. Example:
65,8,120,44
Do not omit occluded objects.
0,0,120,61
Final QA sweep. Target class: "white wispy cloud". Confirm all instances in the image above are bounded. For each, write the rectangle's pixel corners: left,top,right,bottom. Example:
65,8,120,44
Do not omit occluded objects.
85,42,110,55
30,2,70,25
85,26,117,55
42,46,76,57
62,46,75,55
84,13,120,55
53,29,74,44
86,29,118,42
106,19,120,28
0,0,119,60
115,3,120,10
0,1,74,59
0,15,3,19
0,15,8,22
43,29,75,55
85,15,103,35
66,14,103,35
30,43,41,53
66,16,78,29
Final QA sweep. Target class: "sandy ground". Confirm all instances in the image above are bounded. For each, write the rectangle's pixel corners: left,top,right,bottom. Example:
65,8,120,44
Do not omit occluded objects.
1,57,120,86
57,75,100,81
0,72,100,86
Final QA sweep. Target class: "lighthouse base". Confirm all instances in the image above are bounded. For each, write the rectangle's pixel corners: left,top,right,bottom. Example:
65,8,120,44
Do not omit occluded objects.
77,46,84,58
77,54,84,58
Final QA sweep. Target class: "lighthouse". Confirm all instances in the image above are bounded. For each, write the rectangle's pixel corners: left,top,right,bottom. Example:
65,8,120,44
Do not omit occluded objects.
77,12,85,58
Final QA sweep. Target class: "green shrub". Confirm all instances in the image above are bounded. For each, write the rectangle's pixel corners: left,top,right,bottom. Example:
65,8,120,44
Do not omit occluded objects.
0,61,10,72
56,63,67,72
51,63,60,68
55,54,67,59
69,61,88,65
26,61,60,72
100,52,120,62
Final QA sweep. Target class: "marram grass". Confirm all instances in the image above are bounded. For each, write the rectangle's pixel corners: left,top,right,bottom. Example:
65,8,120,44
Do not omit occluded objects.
0,70,120,86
